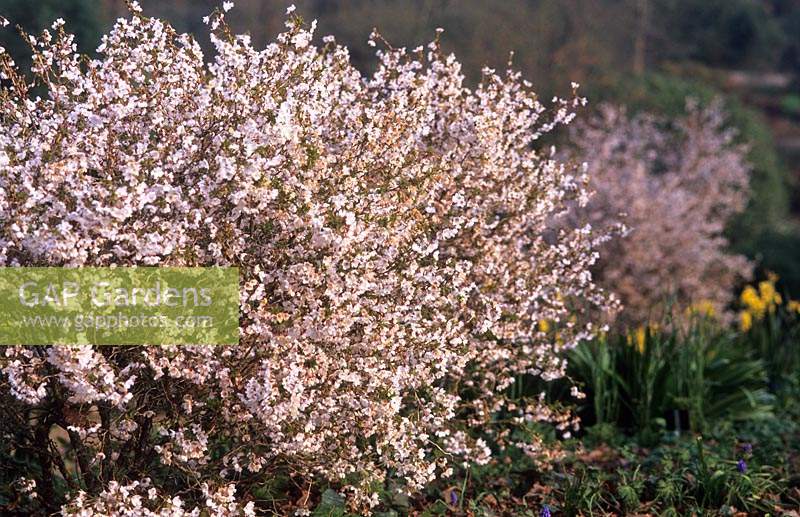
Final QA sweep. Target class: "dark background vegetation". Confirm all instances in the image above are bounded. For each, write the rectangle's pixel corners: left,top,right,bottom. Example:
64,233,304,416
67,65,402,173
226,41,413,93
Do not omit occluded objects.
2,0,800,295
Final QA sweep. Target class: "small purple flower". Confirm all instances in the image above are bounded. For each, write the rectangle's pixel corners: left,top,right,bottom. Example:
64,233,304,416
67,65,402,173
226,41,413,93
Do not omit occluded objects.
449,490,458,506
541,504,552,517
740,443,753,455
737,459,747,473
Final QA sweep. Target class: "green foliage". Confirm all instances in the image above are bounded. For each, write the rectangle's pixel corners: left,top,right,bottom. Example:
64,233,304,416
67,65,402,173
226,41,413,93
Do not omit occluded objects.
752,230,800,302
781,93,800,118
312,489,348,517
653,0,785,68
617,466,644,512
568,337,621,426
672,320,775,430
470,423,798,515
569,317,775,438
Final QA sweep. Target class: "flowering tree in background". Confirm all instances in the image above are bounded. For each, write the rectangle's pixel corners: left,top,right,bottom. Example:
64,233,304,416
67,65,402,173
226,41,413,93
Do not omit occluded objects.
568,102,752,326
0,3,613,514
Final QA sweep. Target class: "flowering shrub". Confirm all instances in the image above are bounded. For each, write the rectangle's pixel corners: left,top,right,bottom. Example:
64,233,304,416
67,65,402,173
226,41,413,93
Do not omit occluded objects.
568,102,752,326
0,3,613,514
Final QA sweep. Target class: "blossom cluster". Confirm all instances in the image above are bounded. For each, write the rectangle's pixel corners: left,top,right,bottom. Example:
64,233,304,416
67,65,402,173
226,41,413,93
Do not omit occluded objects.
739,274,783,331
0,4,612,514
567,102,752,326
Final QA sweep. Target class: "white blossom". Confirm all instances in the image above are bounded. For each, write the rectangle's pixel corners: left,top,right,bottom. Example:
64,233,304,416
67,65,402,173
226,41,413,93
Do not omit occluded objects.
0,5,614,514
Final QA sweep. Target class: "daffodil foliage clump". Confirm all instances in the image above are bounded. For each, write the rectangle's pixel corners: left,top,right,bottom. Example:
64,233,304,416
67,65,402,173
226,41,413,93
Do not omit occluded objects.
0,4,613,514
569,102,752,326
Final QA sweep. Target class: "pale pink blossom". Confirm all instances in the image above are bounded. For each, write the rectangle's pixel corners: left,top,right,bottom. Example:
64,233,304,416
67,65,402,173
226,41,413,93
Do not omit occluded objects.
567,102,752,325
0,7,613,514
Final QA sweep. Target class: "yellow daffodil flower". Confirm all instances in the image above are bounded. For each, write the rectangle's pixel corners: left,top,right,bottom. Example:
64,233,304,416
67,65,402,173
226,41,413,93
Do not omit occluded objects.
739,311,753,332
634,326,646,354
